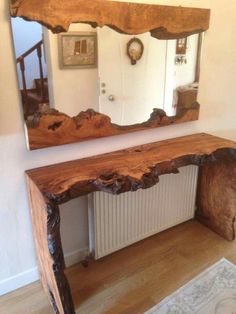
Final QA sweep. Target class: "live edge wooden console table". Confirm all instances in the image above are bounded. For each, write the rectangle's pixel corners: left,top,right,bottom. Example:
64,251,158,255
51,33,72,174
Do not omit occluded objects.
26,133,236,314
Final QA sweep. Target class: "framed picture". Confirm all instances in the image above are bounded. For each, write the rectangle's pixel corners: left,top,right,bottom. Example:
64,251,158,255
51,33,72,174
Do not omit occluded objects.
176,37,188,55
58,32,98,69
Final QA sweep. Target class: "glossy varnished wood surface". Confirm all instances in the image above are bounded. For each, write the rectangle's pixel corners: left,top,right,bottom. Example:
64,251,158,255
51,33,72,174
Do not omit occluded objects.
26,106,200,150
2,221,236,314
26,178,74,313
26,133,236,203
10,1,210,150
196,159,236,240
0,281,53,314
25,133,236,313
10,0,210,38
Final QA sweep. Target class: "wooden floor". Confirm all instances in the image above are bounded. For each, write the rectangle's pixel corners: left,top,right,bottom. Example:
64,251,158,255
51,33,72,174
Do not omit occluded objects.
1,220,236,314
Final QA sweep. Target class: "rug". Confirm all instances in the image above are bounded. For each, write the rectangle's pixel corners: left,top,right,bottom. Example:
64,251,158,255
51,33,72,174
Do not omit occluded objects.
145,259,236,314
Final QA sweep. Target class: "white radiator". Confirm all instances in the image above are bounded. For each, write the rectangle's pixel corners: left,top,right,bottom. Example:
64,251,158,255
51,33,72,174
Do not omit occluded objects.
88,165,199,259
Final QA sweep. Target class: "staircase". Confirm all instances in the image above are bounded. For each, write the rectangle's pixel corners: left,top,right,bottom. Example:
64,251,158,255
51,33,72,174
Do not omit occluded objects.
16,40,49,118
21,78,49,116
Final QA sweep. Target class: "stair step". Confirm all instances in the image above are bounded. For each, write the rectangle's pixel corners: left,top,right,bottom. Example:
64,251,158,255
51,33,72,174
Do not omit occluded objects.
27,90,49,103
34,78,48,97
21,75,49,116
21,89,49,116
21,89,49,104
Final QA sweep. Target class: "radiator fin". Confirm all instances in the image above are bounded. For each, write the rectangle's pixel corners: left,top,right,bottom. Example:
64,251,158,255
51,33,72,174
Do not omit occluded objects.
91,166,198,259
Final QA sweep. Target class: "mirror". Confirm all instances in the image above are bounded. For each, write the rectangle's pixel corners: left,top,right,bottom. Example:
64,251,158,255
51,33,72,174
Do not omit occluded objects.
10,0,210,150
97,27,202,125
11,19,203,125
11,18,50,119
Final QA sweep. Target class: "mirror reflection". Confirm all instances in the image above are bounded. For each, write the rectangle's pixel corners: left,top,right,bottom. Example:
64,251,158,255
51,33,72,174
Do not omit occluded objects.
11,18,50,119
11,19,203,126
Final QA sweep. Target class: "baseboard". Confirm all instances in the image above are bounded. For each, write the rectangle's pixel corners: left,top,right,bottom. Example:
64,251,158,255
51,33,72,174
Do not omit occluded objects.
64,247,88,267
0,247,88,296
0,267,39,296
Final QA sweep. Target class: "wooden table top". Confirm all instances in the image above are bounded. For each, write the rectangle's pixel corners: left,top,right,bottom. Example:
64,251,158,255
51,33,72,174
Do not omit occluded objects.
26,133,236,203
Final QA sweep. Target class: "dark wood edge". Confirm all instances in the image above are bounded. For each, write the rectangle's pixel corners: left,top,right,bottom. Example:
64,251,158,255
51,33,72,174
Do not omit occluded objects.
26,104,200,150
27,146,236,204
27,176,76,314
10,0,210,150
46,202,75,313
25,133,236,313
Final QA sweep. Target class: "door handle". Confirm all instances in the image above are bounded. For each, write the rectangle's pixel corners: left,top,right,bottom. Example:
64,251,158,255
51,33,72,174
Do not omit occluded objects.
108,95,115,102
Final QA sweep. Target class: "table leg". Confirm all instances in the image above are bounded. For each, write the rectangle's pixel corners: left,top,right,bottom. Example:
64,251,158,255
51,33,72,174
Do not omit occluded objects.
27,177,75,314
196,159,236,241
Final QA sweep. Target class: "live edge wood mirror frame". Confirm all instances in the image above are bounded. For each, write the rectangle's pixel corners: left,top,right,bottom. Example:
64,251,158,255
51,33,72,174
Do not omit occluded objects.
10,0,210,150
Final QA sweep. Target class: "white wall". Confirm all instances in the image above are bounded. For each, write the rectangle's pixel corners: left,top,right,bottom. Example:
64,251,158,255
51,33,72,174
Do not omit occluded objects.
1,0,236,295
164,34,199,116
98,28,167,125
44,23,99,116
173,34,199,88
47,24,196,125
11,17,47,89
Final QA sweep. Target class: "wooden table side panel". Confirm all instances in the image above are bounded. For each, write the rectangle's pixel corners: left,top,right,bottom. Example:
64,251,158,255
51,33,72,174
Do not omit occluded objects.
196,160,236,241
24,133,236,313
26,176,75,314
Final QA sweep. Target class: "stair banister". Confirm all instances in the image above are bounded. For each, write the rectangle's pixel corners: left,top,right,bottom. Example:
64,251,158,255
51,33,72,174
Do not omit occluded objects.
16,39,46,116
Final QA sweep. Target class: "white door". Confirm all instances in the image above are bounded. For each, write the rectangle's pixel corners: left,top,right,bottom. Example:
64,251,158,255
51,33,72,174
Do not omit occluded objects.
97,27,167,126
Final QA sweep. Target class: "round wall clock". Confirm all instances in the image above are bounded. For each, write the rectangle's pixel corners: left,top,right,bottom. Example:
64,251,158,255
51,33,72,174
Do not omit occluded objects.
127,38,144,65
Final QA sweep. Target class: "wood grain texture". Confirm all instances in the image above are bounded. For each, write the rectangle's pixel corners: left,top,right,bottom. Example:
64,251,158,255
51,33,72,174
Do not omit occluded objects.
196,160,236,241
10,0,209,150
67,221,236,313
25,133,236,313
3,221,236,314
26,177,75,314
26,105,200,150
26,133,236,204
10,0,210,39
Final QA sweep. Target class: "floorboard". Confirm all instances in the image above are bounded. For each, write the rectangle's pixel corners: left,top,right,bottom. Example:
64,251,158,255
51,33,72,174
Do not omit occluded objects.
1,220,236,314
